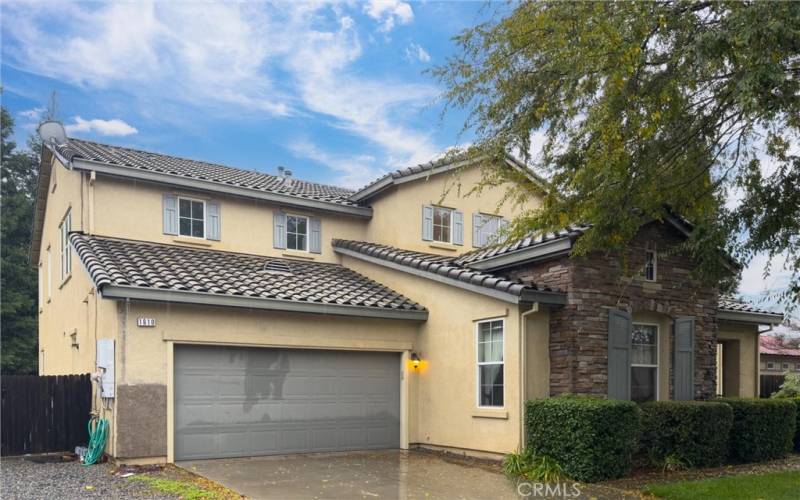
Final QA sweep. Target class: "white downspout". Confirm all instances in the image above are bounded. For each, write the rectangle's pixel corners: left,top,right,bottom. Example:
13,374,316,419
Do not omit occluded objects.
519,303,540,450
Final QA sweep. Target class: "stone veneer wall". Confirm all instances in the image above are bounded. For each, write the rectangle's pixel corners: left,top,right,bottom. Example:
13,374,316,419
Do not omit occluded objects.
504,223,718,399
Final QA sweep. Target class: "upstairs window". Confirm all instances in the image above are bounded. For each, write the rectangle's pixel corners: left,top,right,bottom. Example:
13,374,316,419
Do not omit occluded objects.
179,198,205,238
477,319,504,407
59,210,72,281
473,214,506,248
286,214,309,251
432,206,453,243
631,323,658,402
644,249,657,281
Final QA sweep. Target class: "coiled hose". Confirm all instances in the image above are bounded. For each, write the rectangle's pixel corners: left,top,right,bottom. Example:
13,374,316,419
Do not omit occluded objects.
83,417,109,465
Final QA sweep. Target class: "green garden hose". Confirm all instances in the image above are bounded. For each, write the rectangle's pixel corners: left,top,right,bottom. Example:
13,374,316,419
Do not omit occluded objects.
83,417,108,465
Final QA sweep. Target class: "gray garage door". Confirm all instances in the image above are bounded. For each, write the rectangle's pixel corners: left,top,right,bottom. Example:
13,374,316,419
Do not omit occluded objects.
174,345,401,460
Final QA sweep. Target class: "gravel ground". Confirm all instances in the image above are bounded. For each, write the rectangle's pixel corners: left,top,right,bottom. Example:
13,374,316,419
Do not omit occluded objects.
0,457,175,499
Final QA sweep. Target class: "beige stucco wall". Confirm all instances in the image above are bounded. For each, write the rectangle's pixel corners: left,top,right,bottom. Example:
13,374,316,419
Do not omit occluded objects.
364,165,540,256
115,301,420,461
718,323,760,398
91,175,367,262
340,253,526,455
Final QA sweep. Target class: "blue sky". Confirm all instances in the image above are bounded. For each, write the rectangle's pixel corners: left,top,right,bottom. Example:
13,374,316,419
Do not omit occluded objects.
1,1,793,314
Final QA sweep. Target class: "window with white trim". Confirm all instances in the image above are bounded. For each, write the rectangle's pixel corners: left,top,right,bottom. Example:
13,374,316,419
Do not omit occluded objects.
178,198,205,238
783,363,790,370
59,210,72,281
767,362,775,370
286,214,309,251
432,206,453,243
631,323,658,402
644,250,657,281
473,214,505,247
477,319,504,407
38,262,43,309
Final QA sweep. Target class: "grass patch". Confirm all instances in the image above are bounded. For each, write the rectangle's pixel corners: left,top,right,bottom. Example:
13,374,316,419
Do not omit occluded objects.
129,475,218,500
644,470,800,499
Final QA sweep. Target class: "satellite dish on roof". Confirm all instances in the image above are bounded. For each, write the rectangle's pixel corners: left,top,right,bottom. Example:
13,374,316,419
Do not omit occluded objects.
37,120,67,145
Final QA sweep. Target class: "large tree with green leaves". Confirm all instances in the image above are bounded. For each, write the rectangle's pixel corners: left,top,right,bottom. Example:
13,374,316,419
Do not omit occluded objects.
1,106,40,374
434,1,799,309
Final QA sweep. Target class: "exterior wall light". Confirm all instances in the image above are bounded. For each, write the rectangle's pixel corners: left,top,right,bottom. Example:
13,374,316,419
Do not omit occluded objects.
410,352,421,370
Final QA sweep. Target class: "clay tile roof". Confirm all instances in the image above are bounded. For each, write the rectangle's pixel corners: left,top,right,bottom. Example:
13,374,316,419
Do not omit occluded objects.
56,138,359,207
718,296,782,316
70,233,425,314
331,239,563,300
454,225,591,266
760,335,800,357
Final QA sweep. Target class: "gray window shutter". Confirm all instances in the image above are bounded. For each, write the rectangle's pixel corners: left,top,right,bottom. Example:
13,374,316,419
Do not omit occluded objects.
309,217,322,254
273,212,286,249
453,210,464,245
472,214,483,247
163,194,178,235
206,201,221,240
674,316,695,400
422,205,433,241
498,218,509,243
608,309,632,400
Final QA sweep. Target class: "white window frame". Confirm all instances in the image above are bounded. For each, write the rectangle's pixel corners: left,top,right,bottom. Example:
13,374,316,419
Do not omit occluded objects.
644,249,657,282
285,213,310,252
59,210,72,282
767,362,775,370
631,322,659,402
474,213,504,248
178,197,206,239
782,363,790,370
476,318,505,409
432,206,454,244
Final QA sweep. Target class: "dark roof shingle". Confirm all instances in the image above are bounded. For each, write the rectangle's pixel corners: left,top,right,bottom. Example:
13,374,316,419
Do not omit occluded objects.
719,296,782,317
332,239,563,301
455,226,590,266
70,234,425,314
57,138,359,207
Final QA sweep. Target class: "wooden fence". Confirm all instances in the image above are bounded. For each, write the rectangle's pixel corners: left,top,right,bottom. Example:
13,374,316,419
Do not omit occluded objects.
760,374,785,398
1,374,92,456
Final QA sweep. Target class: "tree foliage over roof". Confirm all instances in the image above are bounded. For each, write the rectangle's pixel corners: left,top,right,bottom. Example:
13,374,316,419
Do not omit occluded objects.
433,1,799,309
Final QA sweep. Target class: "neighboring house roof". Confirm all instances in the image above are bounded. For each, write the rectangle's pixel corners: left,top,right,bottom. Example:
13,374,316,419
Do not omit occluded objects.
332,239,566,305
70,233,427,321
718,296,784,325
455,226,591,270
760,335,800,357
350,153,549,202
55,138,361,207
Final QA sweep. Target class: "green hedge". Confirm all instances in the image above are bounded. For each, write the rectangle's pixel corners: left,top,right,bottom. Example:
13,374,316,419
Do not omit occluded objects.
717,398,796,462
639,401,733,468
791,398,800,452
525,396,640,482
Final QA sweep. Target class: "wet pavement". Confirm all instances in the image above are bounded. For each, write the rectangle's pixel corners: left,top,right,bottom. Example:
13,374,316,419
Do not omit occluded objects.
179,449,521,499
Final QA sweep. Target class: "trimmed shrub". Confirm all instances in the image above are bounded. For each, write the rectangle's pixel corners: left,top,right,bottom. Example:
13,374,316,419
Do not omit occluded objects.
525,396,640,483
718,397,796,462
639,401,733,468
792,398,800,452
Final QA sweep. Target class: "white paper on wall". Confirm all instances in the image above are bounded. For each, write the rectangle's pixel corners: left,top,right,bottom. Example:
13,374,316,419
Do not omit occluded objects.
96,339,115,398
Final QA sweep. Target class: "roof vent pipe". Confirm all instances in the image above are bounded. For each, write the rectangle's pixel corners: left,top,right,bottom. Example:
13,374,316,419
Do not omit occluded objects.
37,120,68,146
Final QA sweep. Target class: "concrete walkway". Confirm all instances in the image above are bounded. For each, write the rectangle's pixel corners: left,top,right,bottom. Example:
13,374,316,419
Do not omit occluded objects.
180,450,520,499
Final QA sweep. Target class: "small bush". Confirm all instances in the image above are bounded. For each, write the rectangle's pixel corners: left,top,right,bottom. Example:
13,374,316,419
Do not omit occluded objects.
718,397,796,462
503,448,565,483
525,396,640,483
771,372,800,398
639,401,733,468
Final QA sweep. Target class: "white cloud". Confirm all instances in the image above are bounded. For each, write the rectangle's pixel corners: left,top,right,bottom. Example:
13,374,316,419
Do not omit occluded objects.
364,0,414,32
3,2,439,172
19,106,46,121
404,42,431,63
65,116,138,136
289,139,384,189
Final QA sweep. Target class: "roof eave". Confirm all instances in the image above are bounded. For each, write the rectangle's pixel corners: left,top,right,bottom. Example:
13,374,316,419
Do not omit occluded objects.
466,237,573,271
334,245,566,306
718,310,784,326
99,284,428,321
70,157,373,219
29,148,56,266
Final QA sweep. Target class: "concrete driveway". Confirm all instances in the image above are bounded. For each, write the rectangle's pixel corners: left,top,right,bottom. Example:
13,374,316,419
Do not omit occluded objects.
179,450,520,499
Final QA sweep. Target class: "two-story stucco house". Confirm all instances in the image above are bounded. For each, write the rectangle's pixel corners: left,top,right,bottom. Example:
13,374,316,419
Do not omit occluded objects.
32,121,782,464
